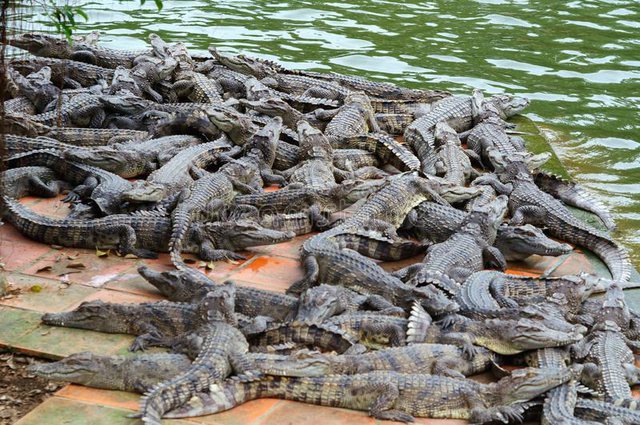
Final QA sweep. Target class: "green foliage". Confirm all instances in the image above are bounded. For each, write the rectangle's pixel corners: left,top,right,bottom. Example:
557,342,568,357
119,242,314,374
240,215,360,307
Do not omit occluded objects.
44,0,164,43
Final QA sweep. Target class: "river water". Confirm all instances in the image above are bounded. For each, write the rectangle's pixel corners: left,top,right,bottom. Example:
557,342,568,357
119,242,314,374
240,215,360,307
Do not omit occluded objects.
13,0,640,267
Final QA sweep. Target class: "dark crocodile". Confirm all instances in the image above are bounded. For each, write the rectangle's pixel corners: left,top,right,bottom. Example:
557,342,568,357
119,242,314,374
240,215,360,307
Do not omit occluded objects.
9,65,60,113
10,56,114,88
404,89,529,174
138,266,299,321
10,33,151,68
323,92,380,143
1,166,69,199
433,121,475,186
403,201,573,261
491,152,631,281
62,134,203,178
6,150,132,216
246,321,358,355
288,234,458,317
122,138,233,203
164,367,577,423
533,171,616,231
397,196,508,293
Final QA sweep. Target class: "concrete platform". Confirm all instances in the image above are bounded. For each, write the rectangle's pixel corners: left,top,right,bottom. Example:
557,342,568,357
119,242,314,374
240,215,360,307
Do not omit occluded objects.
1,116,638,424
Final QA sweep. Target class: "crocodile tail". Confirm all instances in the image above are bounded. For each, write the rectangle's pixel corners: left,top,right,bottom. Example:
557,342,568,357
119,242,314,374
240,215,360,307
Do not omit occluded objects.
168,208,192,270
369,132,421,171
553,217,631,282
163,375,268,419
406,301,432,344
534,171,616,230
413,270,460,296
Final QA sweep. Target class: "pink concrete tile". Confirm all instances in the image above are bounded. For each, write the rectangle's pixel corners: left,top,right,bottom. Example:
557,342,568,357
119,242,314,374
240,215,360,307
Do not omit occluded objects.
248,235,305,260
25,195,72,219
74,288,162,306
255,400,376,425
19,248,135,287
56,385,140,412
229,256,303,293
0,224,54,271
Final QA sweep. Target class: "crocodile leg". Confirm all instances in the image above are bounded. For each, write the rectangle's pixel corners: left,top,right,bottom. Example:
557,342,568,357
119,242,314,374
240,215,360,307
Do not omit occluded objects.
364,382,414,423
287,256,320,295
96,224,158,259
359,322,406,347
482,246,507,270
510,205,545,226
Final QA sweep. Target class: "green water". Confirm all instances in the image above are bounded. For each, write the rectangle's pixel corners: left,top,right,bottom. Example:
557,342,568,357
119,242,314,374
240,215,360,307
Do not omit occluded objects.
12,0,640,266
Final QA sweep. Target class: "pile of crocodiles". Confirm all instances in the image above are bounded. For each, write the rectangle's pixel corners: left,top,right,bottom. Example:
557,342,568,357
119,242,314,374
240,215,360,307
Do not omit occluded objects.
2,32,640,424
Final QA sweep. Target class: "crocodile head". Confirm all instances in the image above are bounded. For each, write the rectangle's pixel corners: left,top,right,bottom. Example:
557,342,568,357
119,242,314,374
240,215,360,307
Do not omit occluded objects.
206,107,258,145
122,181,166,203
486,94,530,118
137,266,210,302
496,224,573,260
297,120,333,160
208,46,276,79
240,97,293,117
27,352,120,388
100,94,149,115
245,116,282,165
203,220,295,251
433,121,459,145
295,284,342,324
63,148,147,178
9,33,71,57
199,281,237,325
486,318,584,353
494,365,581,405
437,181,483,204
598,284,631,325
257,352,333,377
41,301,125,333
344,91,371,107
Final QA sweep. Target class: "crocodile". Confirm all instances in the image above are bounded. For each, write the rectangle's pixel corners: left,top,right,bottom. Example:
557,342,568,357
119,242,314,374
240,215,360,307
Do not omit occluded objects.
338,132,421,172
323,312,419,349
574,397,640,424
4,96,36,115
10,32,151,68
172,70,223,103
261,73,352,101
62,135,203,178
403,89,529,174
164,367,577,423
6,150,132,216
168,131,280,266
239,96,320,130
257,208,331,236
234,182,361,216
246,321,358,354
3,197,290,260
136,282,256,424
1,166,69,199
433,121,476,186
29,352,192,393
242,76,339,109
10,56,114,88
490,151,631,281
295,284,404,323
572,321,637,405
9,65,60,113
396,196,508,293
121,138,234,203
533,171,616,231
287,234,459,317
403,201,573,260
253,343,494,379
323,91,380,143
41,298,213,352
412,309,585,356
42,126,149,146
279,120,351,190
137,266,299,321
13,93,107,127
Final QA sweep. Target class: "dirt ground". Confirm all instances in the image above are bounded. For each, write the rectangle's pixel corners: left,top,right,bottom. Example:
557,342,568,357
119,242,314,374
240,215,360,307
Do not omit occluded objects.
0,351,61,425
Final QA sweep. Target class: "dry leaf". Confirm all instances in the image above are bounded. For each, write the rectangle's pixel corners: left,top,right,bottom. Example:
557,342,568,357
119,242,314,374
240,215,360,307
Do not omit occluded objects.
124,254,138,259
35,265,52,273
29,285,42,293
227,259,240,265
184,258,197,264
96,249,110,257
67,262,86,269
66,252,80,260
206,261,215,270
51,245,63,250
40,330,50,336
